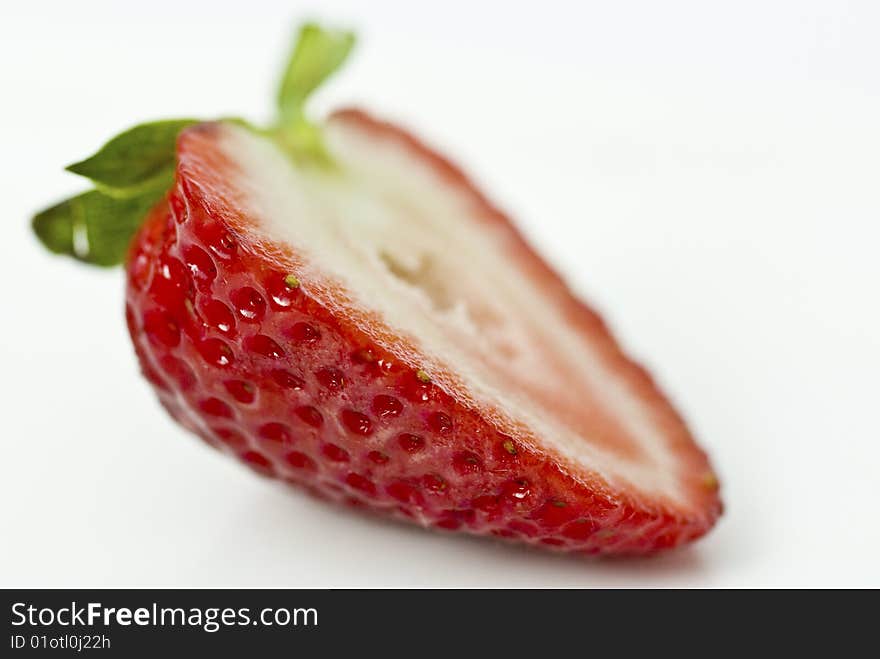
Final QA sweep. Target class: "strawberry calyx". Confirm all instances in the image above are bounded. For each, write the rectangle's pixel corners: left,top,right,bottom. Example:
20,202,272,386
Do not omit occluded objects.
271,23,355,168
32,22,354,266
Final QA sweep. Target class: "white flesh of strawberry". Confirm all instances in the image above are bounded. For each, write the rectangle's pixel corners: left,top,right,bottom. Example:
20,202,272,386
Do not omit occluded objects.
214,121,689,509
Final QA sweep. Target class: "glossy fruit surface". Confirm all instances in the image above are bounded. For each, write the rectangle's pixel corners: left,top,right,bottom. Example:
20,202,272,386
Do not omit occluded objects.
124,113,721,555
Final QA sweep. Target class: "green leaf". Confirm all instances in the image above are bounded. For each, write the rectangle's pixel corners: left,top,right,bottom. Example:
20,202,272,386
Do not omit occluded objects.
32,21,360,270
66,119,198,197
32,189,162,266
277,23,355,124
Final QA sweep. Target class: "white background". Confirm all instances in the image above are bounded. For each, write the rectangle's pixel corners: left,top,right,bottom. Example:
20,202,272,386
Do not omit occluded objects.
2,0,878,587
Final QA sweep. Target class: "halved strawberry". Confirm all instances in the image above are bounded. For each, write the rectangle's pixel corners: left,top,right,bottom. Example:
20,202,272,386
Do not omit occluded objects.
34,23,720,555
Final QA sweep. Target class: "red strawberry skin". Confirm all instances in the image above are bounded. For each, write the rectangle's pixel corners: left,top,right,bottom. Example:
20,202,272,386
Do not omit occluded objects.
125,112,721,556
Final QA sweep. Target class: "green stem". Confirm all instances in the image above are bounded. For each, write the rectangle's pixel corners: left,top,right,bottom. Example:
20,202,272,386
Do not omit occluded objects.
273,23,355,167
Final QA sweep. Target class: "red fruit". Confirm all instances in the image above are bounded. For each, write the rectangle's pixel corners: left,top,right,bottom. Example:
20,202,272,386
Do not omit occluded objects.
35,23,721,557
122,111,721,555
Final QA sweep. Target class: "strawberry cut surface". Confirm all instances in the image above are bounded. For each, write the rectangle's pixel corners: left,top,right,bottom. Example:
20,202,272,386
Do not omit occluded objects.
125,110,721,555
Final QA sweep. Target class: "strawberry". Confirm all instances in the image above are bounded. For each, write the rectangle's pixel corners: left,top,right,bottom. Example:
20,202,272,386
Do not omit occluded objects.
33,23,721,555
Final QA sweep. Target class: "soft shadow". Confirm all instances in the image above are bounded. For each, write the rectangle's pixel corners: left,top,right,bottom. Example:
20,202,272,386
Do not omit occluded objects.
187,479,721,587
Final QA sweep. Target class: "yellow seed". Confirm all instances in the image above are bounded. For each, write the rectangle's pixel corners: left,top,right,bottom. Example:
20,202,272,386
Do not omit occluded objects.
356,348,376,362
702,472,719,491
502,440,517,455
416,369,431,383
284,274,300,289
